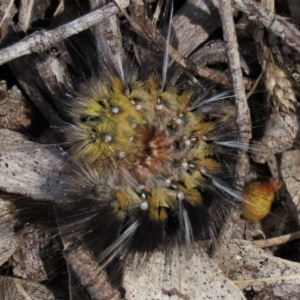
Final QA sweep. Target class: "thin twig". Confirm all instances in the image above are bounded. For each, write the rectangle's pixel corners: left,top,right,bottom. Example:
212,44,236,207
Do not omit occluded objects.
220,0,251,183
253,231,300,248
0,0,130,66
221,0,251,151
213,0,251,258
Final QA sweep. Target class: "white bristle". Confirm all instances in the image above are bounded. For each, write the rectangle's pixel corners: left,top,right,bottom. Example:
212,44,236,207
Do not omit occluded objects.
191,91,234,110
214,140,248,150
183,209,193,247
99,221,139,268
165,178,172,185
112,107,120,114
140,201,149,210
177,191,185,201
118,151,126,158
184,139,191,146
212,178,242,201
105,135,112,142
182,161,188,169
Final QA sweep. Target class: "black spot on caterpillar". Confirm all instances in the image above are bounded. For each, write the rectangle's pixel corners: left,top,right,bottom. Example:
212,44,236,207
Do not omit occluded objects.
0,0,289,299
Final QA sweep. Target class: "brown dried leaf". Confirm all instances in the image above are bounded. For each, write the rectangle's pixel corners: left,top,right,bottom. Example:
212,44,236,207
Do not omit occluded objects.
216,239,300,298
124,250,246,300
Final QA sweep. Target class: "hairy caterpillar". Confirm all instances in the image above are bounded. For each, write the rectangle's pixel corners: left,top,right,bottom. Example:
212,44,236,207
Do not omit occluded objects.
0,0,294,299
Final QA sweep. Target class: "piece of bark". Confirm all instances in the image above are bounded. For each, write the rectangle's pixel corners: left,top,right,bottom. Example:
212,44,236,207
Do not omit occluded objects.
281,150,300,225
90,0,125,72
18,0,35,32
0,276,57,300
0,81,37,132
35,52,73,120
169,0,220,57
253,112,299,163
11,224,60,281
0,129,76,202
8,54,64,127
0,197,17,266
216,239,300,298
124,249,246,299
190,39,251,75
0,0,17,44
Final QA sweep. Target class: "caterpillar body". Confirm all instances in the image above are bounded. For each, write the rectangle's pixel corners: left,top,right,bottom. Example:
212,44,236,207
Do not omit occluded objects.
64,67,238,252
0,0,288,299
